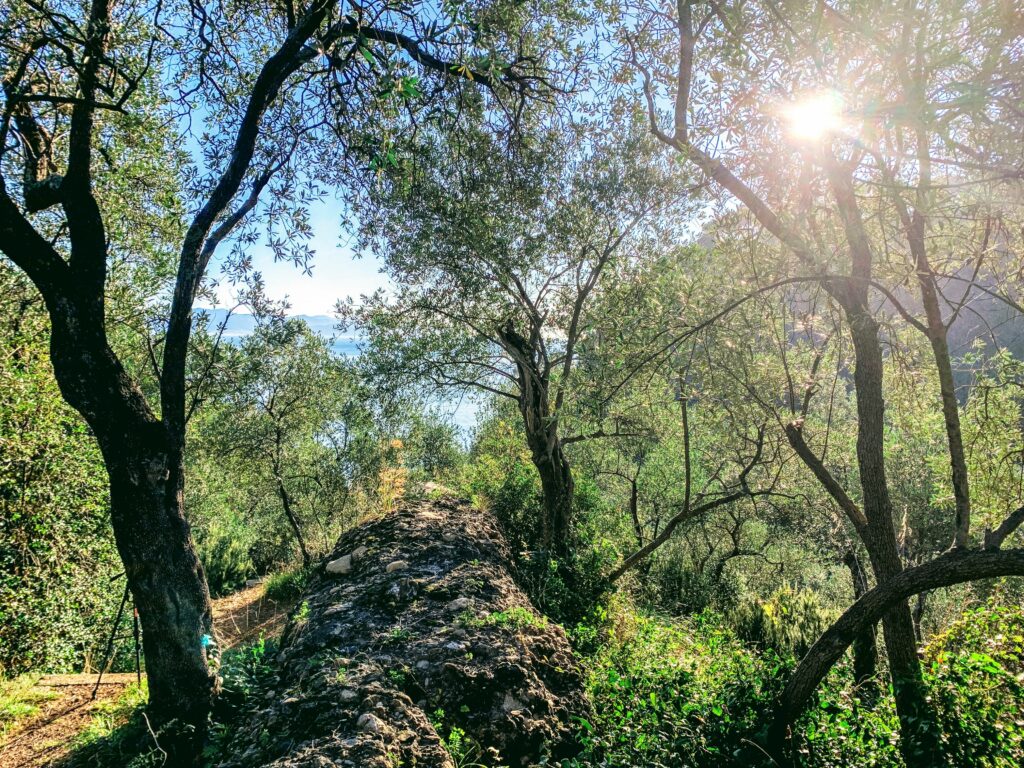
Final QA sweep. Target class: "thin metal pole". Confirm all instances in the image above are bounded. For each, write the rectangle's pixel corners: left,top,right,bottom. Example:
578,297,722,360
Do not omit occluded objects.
92,582,130,700
133,605,142,686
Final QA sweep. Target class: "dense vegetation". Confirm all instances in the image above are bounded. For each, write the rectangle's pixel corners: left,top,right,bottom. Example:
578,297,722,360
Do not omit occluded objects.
1,0,1023,766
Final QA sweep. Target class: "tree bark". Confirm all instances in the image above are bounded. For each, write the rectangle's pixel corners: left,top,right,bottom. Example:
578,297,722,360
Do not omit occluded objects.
45,303,217,762
106,448,218,751
499,322,575,550
842,550,878,701
769,547,1024,763
525,422,575,552
276,477,311,568
845,306,937,765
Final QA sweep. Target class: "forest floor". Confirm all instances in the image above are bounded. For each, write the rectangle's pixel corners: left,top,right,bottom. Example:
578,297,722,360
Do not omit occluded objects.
0,582,294,768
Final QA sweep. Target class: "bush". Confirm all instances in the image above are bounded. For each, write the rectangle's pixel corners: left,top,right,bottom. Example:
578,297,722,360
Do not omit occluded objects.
195,511,255,597
264,567,310,603
564,610,789,768
0,270,127,675
923,597,1024,766
729,586,834,659
564,607,910,768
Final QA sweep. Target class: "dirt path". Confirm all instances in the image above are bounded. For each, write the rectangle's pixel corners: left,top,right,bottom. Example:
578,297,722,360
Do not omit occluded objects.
211,580,292,650
0,583,293,768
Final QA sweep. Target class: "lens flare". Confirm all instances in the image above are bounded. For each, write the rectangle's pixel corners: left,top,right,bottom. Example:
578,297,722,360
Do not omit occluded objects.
781,90,846,140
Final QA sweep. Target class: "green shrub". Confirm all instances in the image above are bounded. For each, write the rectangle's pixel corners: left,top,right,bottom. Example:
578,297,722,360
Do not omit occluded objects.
264,567,310,602
196,511,255,597
791,667,902,767
729,586,834,659
564,609,789,767
923,598,1024,766
0,272,125,675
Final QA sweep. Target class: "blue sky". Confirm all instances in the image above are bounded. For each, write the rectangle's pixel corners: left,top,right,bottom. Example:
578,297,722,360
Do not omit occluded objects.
205,198,391,317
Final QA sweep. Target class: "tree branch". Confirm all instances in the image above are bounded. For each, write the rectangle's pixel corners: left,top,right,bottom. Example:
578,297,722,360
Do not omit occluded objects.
769,547,1024,756
784,422,868,534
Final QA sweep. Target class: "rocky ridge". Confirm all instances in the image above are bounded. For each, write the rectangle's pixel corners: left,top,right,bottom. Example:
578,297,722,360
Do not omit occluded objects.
217,496,588,767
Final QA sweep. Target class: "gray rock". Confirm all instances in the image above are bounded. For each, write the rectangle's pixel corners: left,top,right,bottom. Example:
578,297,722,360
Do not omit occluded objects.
385,559,408,573
326,554,353,574
357,712,384,734
445,597,472,612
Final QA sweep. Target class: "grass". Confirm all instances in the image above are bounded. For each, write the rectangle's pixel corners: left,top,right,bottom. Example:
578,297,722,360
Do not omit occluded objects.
0,674,59,745
65,681,163,767
264,566,310,602
460,605,548,631
73,681,149,747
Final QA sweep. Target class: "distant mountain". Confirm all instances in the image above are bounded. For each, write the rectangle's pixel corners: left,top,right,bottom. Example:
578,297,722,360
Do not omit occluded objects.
196,308,361,356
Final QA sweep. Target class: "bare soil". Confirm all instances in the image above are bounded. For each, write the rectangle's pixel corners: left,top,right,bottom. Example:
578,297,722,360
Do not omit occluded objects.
0,583,293,768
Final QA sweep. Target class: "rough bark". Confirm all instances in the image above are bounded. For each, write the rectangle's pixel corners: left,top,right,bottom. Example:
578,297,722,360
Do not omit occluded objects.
769,548,1024,762
527,427,575,551
276,477,311,568
842,550,878,700
44,300,218,757
845,306,936,764
499,322,575,549
218,497,588,768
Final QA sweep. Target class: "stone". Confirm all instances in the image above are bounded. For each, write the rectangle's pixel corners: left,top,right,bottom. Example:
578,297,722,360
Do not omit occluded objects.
352,545,368,559
357,712,384,734
326,554,353,574
340,689,358,702
502,693,524,712
385,559,408,573
445,597,472,612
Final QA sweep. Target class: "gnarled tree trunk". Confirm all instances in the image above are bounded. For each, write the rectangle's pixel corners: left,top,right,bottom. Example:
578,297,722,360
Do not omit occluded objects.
47,304,217,759
842,549,878,701
499,321,575,550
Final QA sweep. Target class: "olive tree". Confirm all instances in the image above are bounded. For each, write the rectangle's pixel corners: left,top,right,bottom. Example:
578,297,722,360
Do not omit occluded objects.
624,0,1024,761
344,122,693,549
0,0,567,751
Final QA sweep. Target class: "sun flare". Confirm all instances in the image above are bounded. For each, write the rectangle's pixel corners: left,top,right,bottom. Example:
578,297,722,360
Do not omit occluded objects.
781,90,846,141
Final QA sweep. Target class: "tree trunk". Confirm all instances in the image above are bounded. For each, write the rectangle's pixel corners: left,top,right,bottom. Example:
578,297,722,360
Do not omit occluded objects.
47,307,217,763
526,426,575,552
276,477,311,568
107,450,218,752
912,591,927,643
628,477,643,549
845,306,937,765
907,216,972,548
843,550,878,701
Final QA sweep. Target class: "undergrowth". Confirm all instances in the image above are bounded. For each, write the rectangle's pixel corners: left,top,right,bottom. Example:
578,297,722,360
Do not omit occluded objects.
561,596,1024,768
0,674,59,745
263,567,311,603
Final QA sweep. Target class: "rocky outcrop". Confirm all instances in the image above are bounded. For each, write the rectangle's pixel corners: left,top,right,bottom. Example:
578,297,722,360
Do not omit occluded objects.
218,497,589,768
